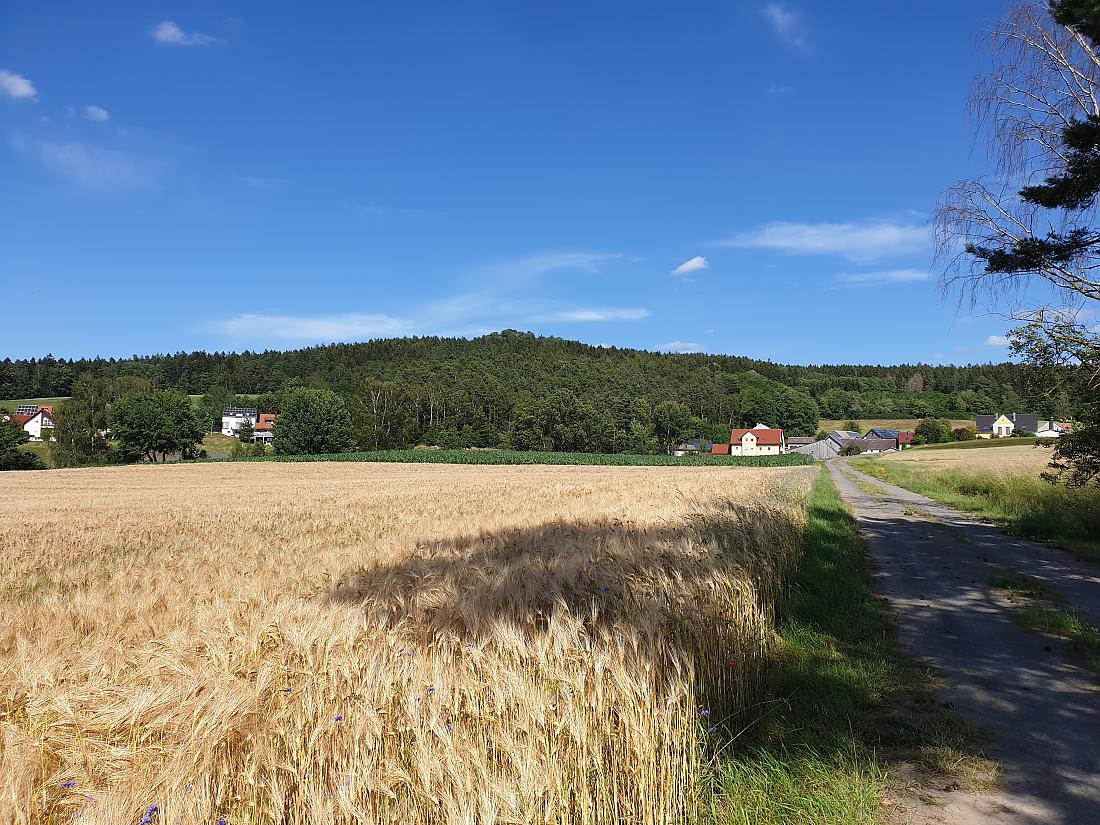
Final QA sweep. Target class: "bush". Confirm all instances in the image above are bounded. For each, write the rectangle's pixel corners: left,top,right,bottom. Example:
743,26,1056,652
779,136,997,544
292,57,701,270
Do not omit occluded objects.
273,388,355,456
915,417,954,444
953,425,977,441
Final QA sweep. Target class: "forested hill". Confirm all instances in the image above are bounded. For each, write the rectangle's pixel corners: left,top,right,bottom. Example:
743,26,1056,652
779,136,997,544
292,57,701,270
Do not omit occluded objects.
1,330,1047,440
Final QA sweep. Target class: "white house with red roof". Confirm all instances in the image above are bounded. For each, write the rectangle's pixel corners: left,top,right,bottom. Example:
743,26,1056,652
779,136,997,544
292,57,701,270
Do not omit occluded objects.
9,405,55,441
253,413,277,445
727,423,785,456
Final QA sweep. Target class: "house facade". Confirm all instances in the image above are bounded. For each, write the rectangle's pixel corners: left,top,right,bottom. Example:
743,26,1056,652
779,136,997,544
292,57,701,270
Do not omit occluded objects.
728,424,785,456
253,413,278,445
975,413,1039,439
221,407,259,437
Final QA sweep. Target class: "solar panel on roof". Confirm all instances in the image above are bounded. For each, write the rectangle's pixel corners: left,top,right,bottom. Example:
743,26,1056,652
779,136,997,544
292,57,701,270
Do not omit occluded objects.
16,404,38,415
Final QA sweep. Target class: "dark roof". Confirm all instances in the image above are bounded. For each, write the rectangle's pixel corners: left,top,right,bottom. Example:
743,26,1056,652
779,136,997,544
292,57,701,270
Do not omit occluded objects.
975,415,996,433
223,407,259,417
843,437,897,453
829,430,861,444
786,436,814,446
867,428,900,439
1010,413,1038,432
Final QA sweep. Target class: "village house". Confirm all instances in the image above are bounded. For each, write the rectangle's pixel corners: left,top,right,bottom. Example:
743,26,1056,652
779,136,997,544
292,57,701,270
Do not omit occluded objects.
9,405,55,442
221,407,259,437
711,423,785,456
865,428,913,450
1036,419,1072,438
253,413,278,445
975,413,1038,439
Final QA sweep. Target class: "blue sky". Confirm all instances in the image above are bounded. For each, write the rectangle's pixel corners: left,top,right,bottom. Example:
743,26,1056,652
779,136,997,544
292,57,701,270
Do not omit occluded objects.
1,2,1020,364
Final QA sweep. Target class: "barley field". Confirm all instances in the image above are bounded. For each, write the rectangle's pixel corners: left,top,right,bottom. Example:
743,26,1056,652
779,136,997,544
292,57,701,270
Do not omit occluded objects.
881,443,1052,476
0,461,814,825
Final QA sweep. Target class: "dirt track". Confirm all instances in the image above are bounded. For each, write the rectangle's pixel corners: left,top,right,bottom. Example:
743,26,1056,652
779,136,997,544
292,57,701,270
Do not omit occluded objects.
829,461,1100,825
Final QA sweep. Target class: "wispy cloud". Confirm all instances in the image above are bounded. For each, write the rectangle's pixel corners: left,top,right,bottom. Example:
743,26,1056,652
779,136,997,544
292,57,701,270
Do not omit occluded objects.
84,105,110,122
672,255,709,276
833,268,928,288
10,134,156,190
768,84,790,94
150,21,223,47
658,341,705,353
244,176,289,190
535,307,650,322
0,69,37,100
763,3,807,50
718,219,929,263
212,251,649,344
985,335,1011,346
217,313,413,342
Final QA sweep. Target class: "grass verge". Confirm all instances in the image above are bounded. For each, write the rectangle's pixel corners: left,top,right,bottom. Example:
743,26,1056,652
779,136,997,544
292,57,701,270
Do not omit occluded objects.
849,458,1100,564
705,468,995,825
994,569,1100,677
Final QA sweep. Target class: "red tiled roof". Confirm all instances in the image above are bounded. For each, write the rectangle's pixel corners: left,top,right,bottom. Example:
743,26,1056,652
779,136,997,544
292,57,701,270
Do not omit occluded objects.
12,414,33,426
255,413,278,431
730,427,784,446
711,443,730,455
898,432,914,444
39,406,53,416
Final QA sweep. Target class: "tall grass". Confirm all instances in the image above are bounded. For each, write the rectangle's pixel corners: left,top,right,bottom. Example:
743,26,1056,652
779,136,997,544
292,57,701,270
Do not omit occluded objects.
851,458,1100,563
0,462,814,824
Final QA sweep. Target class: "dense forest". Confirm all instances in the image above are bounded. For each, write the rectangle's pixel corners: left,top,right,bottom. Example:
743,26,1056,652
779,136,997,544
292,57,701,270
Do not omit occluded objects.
0,330,1065,448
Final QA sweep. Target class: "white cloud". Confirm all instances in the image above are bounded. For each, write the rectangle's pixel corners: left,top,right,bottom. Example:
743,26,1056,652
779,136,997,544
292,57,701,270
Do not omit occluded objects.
150,21,222,47
833,268,928,287
719,219,929,263
658,341,705,353
985,335,1011,346
0,69,37,100
535,307,650,322
763,3,807,49
218,313,414,342
84,105,110,122
768,84,790,94
672,255,709,276
11,135,155,190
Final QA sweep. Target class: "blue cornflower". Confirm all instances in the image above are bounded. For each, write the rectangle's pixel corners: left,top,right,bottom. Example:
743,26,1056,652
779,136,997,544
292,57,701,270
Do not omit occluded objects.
60,780,77,789
281,687,292,694
427,686,435,695
334,715,343,722
700,709,710,717
708,725,718,733
601,586,611,593
140,818,152,825
217,818,228,825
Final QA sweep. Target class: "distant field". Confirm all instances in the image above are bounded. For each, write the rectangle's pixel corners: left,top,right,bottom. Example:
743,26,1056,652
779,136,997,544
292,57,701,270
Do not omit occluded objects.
851,444,1100,563
910,436,1041,451
0,396,67,410
819,418,972,433
0,460,815,822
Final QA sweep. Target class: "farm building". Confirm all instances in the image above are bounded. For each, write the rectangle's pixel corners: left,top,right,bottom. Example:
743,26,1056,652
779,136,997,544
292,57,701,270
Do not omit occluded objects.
1036,419,1071,438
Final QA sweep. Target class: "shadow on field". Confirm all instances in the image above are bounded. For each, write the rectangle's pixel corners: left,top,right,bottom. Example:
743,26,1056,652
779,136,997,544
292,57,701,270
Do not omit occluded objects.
322,500,803,723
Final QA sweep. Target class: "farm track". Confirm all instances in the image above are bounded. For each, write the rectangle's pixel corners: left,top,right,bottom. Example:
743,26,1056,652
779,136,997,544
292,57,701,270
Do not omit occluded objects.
830,460,1100,825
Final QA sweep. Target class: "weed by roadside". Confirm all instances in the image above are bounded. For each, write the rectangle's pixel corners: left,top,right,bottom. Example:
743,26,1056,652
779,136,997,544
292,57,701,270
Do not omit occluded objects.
993,569,1100,676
